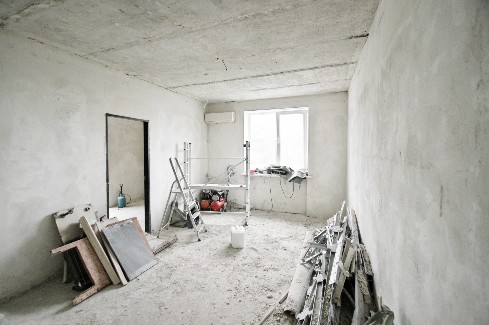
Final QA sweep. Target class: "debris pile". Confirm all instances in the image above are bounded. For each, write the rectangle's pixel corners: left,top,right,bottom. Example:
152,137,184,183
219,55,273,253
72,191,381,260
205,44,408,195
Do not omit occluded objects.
253,165,308,184
51,204,176,305
280,201,394,325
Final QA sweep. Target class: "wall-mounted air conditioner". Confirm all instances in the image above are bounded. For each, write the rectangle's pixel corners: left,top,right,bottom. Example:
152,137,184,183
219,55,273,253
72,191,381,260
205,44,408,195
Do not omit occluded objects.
204,112,236,124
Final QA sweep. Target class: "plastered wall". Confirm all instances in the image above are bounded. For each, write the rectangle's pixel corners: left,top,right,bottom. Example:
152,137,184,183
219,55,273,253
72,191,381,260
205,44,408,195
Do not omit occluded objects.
348,0,489,323
0,31,207,300
206,93,347,218
107,117,145,207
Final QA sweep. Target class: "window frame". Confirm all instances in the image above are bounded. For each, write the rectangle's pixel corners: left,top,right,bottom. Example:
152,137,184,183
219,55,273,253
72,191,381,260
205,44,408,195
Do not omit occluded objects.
244,107,309,170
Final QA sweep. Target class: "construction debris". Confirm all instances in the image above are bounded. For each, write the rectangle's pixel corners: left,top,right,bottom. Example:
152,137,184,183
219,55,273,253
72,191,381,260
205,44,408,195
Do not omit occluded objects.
363,307,394,325
146,233,178,255
51,205,174,305
283,231,316,315
281,201,394,325
51,238,111,305
80,216,120,285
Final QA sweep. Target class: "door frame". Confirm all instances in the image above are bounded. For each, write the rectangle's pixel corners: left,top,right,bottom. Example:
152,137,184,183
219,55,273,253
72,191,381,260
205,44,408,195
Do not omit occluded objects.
105,113,151,233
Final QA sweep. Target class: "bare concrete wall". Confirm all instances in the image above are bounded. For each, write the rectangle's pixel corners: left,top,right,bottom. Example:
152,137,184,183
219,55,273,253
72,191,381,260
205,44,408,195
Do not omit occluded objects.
348,0,489,323
108,117,144,207
0,30,207,300
206,93,347,218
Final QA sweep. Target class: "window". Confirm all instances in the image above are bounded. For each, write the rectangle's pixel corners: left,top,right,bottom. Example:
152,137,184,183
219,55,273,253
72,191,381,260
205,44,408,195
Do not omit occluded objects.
244,107,308,170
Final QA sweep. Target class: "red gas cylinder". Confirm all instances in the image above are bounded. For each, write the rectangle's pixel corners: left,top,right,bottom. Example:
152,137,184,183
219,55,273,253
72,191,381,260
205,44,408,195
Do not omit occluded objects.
210,199,225,211
201,199,211,210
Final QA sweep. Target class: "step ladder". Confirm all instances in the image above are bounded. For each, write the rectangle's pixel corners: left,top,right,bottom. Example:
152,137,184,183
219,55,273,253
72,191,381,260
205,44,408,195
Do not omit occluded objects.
167,157,206,241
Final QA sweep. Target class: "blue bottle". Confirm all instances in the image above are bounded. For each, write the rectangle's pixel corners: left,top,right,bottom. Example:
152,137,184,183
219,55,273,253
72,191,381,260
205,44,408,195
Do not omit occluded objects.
117,184,126,208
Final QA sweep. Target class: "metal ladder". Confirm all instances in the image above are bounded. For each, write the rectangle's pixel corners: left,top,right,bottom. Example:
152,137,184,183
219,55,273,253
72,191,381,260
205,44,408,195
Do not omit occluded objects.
168,157,206,241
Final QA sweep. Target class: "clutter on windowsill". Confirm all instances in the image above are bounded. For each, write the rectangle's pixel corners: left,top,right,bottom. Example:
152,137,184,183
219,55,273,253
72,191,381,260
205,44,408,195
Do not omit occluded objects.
242,172,312,178
248,165,310,184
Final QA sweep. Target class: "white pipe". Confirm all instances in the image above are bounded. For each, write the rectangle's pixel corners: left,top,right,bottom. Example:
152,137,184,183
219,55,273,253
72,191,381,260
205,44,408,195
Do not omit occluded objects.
188,143,192,185
245,141,251,226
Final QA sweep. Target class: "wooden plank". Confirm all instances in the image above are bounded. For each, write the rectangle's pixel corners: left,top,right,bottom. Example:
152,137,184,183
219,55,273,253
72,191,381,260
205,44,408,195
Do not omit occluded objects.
73,285,99,305
102,220,157,281
71,238,111,305
146,233,178,255
80,216,120,285
51,238,110,305
52,240,83,255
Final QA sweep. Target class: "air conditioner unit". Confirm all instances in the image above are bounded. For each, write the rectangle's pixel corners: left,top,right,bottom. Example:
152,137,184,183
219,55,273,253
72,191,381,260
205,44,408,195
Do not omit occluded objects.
204,112,235,124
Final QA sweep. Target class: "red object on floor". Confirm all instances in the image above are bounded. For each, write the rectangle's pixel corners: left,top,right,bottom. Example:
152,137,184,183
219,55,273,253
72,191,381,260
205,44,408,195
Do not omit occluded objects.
201,200,210,210
210,199,225,211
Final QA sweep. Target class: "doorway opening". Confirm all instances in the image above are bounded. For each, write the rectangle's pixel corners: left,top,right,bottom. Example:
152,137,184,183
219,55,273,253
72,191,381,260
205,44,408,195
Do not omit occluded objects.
105,114,150,233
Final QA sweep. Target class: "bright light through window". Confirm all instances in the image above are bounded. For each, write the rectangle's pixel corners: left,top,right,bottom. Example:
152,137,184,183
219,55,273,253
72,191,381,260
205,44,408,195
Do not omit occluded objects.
245,107,308,170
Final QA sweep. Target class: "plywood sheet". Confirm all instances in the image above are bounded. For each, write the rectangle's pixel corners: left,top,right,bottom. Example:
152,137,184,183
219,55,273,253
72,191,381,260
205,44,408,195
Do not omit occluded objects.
146,233,178,255
51,238,110,305
53,204,97,243
101,220,157,281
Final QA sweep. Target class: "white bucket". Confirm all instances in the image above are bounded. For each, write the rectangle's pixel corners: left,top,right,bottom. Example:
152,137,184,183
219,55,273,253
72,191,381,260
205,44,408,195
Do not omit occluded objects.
231,226,245,249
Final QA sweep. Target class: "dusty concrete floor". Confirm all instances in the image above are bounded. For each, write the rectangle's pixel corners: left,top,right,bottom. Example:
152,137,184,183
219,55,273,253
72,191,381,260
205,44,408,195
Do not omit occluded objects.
0,211,325,325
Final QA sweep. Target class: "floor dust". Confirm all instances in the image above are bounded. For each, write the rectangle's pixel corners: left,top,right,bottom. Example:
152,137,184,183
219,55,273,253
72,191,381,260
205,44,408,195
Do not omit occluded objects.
0,210,326,325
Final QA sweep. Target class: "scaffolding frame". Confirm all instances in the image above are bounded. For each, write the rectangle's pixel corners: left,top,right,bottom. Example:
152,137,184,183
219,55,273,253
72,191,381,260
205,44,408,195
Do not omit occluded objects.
183,141,251,226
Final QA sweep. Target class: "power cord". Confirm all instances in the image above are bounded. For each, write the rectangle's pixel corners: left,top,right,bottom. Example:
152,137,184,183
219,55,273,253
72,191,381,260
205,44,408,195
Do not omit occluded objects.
279,177,295,199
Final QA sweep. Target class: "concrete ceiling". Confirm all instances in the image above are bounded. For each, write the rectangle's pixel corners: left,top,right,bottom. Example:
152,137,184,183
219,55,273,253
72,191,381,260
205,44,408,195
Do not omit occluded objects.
0,0,378,103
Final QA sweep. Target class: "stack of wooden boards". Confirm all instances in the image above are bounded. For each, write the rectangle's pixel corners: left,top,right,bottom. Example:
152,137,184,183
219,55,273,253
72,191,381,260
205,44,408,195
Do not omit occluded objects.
281,202,394,325
52,204,177,305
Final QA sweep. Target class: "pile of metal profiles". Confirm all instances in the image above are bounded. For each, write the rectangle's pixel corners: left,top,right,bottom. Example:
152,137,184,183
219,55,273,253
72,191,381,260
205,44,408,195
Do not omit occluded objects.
285,201,394,325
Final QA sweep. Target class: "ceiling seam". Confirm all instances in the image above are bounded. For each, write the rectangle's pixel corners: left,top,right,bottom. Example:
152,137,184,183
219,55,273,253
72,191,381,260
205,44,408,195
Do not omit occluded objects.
83,31,369,58
79,3,319,56
168,62,357,89
249,79,351,92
